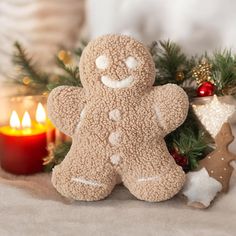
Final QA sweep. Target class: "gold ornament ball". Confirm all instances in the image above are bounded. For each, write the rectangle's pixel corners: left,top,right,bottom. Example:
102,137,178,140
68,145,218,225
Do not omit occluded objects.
192,59,214,86
22,76,31,85
58,50,72,65
176,71,185,81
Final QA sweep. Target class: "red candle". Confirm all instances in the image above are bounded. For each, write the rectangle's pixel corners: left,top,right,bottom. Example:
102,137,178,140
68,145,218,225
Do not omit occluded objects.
0,103,55,175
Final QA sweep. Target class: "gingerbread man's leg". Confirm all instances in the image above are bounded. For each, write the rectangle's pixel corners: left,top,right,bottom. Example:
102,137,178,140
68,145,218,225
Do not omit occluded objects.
52,148,117,201
122,152,185,202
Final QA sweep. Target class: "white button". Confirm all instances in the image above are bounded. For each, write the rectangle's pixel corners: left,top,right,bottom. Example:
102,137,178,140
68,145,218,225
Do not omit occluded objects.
108,131,121,146
109,109,121,121
110,154,120,165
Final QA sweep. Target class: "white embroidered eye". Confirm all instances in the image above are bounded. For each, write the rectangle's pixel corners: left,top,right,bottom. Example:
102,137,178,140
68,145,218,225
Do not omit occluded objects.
95,55,109,69
125,56,138,69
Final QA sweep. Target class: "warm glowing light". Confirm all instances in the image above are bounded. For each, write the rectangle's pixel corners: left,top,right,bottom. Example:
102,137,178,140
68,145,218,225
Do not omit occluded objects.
36,103,46,123
10,111,21,129
22,112,31,129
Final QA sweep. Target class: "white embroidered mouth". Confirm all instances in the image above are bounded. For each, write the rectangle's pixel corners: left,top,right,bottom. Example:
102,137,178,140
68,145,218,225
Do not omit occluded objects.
101,75,134,89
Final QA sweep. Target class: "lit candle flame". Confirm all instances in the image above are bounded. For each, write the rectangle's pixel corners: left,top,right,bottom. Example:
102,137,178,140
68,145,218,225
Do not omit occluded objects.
10,111,21,129
22,111,31,129
36,103,46,124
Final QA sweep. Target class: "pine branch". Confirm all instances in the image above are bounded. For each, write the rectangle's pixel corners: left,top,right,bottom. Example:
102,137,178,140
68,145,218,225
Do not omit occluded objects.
150,40,195,86
74,40,87,57
211,50,236,95
56,57,79,79
44,141,72,172
47,49,83,90
165,108,213,171
47,57,81,90
173,129,209,170
12,42,49,93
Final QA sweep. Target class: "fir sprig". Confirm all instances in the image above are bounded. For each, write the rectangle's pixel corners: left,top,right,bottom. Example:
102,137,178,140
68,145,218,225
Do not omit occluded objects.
44,141,72,172
74,40,87,57
150,40,195,86
12,42,83,93
173,129,209,170
12,42,49,93
47,57,81,90
211,50,236,95
165,108,213,171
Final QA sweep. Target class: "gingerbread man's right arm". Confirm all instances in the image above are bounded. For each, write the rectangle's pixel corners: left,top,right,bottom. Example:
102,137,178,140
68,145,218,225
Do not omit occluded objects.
152,84,189,136
47,86,86,137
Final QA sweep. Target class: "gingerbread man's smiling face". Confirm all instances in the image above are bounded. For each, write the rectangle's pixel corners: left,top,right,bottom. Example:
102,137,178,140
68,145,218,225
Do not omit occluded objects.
79,35,156,95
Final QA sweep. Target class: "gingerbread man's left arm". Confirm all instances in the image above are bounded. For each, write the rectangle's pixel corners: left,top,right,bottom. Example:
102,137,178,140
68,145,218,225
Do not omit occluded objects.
152,84,189,135
47,86,86,137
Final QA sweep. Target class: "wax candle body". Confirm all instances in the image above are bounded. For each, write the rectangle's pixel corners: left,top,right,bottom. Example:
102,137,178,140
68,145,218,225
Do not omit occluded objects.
0,124,55,175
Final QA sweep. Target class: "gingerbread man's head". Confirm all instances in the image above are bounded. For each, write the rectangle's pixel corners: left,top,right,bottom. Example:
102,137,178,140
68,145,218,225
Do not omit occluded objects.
79,34,155,95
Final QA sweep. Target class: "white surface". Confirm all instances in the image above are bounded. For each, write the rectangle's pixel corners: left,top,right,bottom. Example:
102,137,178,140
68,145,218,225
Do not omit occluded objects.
0,168,235,236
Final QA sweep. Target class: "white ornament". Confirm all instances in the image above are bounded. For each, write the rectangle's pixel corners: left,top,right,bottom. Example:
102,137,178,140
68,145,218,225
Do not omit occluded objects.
182,168,222,208
192,95,235,138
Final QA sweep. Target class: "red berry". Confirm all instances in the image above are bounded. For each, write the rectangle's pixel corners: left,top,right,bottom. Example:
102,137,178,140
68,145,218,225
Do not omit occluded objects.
170,149,188,168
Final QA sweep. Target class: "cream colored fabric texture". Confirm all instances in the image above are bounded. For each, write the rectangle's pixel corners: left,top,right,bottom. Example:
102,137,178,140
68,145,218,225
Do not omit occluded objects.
47,34,189,202
0,165,236,236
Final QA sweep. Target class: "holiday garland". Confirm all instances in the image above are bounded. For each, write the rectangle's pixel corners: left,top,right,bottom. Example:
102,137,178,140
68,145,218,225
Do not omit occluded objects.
10,40,236,172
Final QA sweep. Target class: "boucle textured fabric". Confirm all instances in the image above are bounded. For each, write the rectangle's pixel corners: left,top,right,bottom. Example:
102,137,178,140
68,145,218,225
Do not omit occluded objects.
47,34,189,202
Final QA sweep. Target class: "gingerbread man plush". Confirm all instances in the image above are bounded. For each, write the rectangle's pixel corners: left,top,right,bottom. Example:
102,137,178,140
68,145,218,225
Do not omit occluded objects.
47,34,189,202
